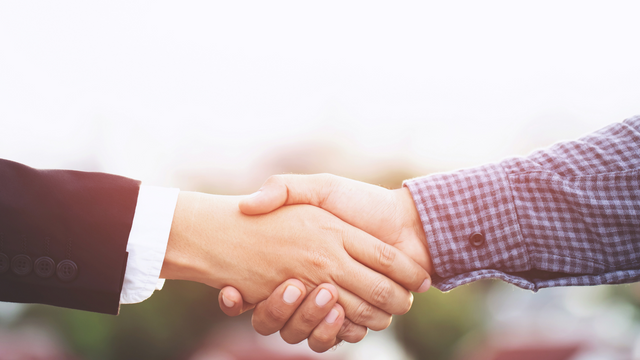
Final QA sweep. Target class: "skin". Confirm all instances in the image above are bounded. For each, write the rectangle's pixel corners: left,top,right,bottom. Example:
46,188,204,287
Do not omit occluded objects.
160,191,430,332
218,174,434,352
220,280,365,352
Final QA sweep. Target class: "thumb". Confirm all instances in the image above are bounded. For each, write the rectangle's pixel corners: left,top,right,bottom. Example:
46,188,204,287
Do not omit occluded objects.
219,286,256,316
238,181,288,215
239,174,335,215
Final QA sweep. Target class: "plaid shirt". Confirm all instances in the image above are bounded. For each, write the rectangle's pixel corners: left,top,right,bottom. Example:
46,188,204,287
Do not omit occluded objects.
404,116,640,292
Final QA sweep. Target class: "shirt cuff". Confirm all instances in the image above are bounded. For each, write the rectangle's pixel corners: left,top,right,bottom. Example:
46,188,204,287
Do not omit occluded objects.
404,163,529,292
120,186,180,304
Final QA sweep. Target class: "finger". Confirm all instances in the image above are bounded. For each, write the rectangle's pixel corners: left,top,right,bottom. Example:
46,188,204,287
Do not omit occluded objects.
219,286,255,316
241,174,431,294
251,279,306,336
337,287,392,331
343,227,431,293
337,259,412,317
307,303,345,353
239,180,289,215
239,174,334,215
334,231,423,315
280,284,339,345
337,318,368,343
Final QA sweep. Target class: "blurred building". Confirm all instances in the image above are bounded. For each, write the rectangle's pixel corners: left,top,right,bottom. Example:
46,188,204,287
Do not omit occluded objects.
185,325,334,360
452,283,640,360
184,323,413,360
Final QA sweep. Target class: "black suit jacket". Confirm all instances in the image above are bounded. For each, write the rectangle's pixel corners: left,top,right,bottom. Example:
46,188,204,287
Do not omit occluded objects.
0,159,140,314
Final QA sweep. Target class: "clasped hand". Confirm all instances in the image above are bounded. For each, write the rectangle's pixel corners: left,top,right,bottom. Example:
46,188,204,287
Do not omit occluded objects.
160,174,433,353
221,174,434,351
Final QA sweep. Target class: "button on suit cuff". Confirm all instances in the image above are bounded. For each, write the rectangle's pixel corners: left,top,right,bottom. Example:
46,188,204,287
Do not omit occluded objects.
120,186,179,304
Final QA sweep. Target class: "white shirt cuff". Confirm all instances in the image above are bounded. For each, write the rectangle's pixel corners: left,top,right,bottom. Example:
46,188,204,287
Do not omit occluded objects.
120,185,180,304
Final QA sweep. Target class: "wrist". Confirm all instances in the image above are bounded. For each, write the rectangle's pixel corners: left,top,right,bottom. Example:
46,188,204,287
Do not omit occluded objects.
161,191,218,286
396,187,434,275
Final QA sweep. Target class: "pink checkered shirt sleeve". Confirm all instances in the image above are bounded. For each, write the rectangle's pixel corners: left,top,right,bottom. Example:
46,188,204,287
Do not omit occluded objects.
404,116,640,292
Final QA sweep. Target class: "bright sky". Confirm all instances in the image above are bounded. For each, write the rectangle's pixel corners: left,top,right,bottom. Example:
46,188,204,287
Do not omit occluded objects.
1,1,639,191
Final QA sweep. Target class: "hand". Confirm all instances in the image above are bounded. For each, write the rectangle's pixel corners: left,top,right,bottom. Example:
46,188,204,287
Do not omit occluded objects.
160,191,430,331
240,174,433,273
219,280,361,353
220,174,433,349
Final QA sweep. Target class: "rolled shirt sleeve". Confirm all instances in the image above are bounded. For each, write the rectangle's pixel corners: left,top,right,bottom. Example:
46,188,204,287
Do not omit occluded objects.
405,115,640,292
120,186,180,304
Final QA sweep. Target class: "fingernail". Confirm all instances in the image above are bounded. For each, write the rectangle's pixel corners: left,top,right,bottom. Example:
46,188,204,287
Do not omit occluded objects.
246,190,261,198
315,288,332,307
325,308,339,324
283,285,302,304
222,294,235,308
417,278,431,293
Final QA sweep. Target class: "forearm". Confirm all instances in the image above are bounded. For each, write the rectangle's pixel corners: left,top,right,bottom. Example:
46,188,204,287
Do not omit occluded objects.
0,159,139,314
406,115,640,291
160,191,232,289
161,191,309,296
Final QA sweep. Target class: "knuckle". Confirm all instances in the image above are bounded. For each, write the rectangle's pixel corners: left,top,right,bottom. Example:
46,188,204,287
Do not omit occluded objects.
308,249,331,271
264,304,289,324
297,308,320,327
338,321,367,343
398,294,412,315
372,316,392,331
376,242,396,270
309,340,332,354
254,326,272,337
351,301,375,326
251,317,274,336
280,327,307,344
280,330,304,345
409,268,426,290
369,279,393,307
266,174,284,185
312,332,335,348
308,343,325,354
314,174,336,208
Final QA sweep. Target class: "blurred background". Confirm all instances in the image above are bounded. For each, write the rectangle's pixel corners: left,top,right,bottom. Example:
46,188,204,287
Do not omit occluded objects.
1,1,639,359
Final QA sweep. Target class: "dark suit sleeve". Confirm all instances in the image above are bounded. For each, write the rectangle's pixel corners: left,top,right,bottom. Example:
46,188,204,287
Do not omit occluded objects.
0,159,140,314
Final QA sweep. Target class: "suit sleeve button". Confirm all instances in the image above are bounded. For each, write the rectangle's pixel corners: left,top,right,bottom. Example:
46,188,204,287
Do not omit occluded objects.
34,257,56,278
57,260,78,282
0,253,10,274
469,232,485,247
11,254,33,276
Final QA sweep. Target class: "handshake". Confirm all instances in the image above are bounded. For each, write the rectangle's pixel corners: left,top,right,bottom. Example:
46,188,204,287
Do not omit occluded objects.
160,174,434,353
1,117,634,354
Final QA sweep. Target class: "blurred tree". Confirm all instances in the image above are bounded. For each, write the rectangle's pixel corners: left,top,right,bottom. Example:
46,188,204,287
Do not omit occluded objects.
395,283,489,360
22,281,236,360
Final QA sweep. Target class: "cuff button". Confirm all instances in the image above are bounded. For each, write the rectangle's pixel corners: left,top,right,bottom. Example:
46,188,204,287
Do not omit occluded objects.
34,257,56,278
57,260,78,282
0,253,9,274
469,232,485,247
11,254,33,276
